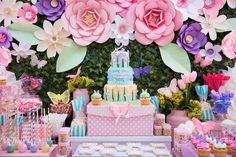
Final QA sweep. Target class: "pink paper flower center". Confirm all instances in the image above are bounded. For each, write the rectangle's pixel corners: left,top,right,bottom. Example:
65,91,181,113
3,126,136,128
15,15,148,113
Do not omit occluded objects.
82,10,100,27
25,11,36,21
0,34,6,43
118,24,127,34
177,0,189,8
144,9,164,29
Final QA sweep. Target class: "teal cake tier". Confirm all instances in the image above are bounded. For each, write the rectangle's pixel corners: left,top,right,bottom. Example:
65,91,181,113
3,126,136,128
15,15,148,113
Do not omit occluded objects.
107,67,134,85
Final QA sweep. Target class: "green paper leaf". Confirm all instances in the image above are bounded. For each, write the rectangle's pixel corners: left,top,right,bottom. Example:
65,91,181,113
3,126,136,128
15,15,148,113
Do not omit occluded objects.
7,22,42,45
56,41,87,73
159,43,191,73
216,18,236,32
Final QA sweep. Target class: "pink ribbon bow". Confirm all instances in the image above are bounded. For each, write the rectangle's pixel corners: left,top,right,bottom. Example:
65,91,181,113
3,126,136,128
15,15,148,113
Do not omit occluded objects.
109,102,130,124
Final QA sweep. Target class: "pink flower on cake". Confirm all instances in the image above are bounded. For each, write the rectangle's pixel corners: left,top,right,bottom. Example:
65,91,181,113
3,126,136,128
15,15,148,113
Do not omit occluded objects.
171,0,204,21
110,15,134,46
61,0,115,46
0,0,23,26
17,3,38,24
34,20,71,58
221,32,236,59
127,0,183,46
199,0,225,15
106,0,138,17
0,48,12,67
196,13,227,40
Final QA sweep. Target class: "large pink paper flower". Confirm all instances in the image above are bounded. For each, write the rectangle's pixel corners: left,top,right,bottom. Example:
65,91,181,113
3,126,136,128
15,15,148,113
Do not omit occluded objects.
106,0,138,17
127,0,183,46
221,32,236,59
61,0,115,46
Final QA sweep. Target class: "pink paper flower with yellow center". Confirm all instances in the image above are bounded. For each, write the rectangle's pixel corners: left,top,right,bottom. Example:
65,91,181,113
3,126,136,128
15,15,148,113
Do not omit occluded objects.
221,31,236,59
171,0,204,21
196,13,227,40
127,0,183,46
34,19,71,58
106,0,138,17
61,0,115,46
110,15,134,46
199,0,225,15
0,0,23,27
17,3,38,24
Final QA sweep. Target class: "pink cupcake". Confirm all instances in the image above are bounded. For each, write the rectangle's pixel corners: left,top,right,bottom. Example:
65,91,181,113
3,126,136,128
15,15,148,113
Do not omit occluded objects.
231,142,236,157
197,142,211,157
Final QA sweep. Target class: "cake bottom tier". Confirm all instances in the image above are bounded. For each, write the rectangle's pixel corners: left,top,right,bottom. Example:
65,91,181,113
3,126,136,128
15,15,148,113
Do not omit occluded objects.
104,84,137,102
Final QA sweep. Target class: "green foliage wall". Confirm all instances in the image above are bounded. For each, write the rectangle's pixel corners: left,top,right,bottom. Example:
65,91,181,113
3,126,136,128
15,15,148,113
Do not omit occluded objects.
8,7,236,106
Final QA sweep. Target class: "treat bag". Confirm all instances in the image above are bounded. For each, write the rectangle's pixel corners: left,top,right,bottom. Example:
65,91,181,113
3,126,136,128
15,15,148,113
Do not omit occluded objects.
195,85,214,121
71,96,86,136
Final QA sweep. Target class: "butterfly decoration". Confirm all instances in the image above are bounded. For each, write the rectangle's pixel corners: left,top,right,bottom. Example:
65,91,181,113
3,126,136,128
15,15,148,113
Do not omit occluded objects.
192,117,215,135
30,54,47,69
157,79,179,97
67,66,81,79
20,73,43,93
133,66,152,79
47,90,70,105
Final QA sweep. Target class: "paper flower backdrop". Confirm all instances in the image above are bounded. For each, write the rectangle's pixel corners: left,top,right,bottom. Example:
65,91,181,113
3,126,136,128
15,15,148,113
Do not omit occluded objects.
0,0,235,74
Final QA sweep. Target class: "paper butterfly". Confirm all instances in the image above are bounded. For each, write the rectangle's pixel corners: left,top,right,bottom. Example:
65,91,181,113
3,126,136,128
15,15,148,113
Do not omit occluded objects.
67,66,81,79
133,66,152,79
192,117,215,135
157,79,179,97
47,90,70,105
30,55,47,69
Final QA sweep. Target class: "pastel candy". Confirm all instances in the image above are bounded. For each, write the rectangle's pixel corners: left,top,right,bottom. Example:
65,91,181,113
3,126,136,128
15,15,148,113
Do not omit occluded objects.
30,144,38,153
7,144,15,153
41,144,50,153
19,143,27,153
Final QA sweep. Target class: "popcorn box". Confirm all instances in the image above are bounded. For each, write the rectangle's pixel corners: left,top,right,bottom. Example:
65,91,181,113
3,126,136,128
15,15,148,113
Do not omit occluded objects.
87,102,155,136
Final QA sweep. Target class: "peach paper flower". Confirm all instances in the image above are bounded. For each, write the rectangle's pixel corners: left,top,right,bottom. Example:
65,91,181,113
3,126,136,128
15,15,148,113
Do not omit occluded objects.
106,0,138,17
17,3,38,24
62,0,115,46
34,20,71,58
221,31,236,59
127,0,183,46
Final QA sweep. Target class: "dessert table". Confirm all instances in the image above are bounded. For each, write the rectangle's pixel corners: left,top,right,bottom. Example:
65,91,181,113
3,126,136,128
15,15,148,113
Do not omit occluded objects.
0,145,57,157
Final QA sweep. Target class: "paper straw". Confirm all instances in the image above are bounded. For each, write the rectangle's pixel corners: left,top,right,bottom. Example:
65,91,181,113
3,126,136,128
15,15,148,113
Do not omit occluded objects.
28,108,31,142
40,107,43,140
36,109,39,142
32,109,35,143
44,108,46,141
47,108,50,138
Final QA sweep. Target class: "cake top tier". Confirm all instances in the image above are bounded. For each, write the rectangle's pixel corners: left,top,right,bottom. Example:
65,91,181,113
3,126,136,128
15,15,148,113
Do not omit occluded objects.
111,48,130,68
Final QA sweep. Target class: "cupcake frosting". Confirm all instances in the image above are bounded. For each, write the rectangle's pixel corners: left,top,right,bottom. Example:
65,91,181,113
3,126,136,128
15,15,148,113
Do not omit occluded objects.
230,142,236,150
214,142,227,149
224,139,234,145
197,143,210,149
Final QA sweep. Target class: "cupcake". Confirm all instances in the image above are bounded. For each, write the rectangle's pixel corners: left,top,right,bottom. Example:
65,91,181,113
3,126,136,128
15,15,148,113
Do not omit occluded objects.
209,137,217,153
230,142,236,157
91,91,102,106
140,89,150,105
221,137,234,154
0,76,6,85
197,143,210,157
213,141,227,157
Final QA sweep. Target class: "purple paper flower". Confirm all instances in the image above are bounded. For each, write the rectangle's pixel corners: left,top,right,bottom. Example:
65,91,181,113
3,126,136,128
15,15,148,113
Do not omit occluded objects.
177,23,207,55
36,0,65,21
0,27,12,48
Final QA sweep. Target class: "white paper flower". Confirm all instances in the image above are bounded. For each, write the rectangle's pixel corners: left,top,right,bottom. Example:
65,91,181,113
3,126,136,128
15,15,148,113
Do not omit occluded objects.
11,42,36,63
199,42,222,62
34,19,71,58
0,0,23,26
110,15,134,46
222,63,236,102
29,0,37,4
196,13,227,40
226,0,236,9
171,0,204,21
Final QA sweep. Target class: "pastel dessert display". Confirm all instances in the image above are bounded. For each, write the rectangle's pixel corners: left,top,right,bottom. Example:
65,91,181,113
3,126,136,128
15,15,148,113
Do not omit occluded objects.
87,48,155,136
140,89,151,105
213,141,228,157
231,142,236,157
197,142,210,157
91,90,102,105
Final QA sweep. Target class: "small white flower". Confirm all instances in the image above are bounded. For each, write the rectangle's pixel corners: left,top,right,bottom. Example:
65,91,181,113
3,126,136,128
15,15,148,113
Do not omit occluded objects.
0,0,23,26
226,0,236,9
11,42,36,63
34,19,71,58
110,15,134,46
196,13,227,40
171,0,204,21
199,42,222,62
30,0,37,4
